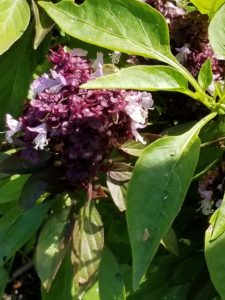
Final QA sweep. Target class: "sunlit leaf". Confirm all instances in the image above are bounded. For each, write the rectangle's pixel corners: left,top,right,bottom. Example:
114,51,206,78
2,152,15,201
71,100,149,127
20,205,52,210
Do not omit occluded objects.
39,0,175,64
209,3,225,59
82,66,188,92
0,0,30,54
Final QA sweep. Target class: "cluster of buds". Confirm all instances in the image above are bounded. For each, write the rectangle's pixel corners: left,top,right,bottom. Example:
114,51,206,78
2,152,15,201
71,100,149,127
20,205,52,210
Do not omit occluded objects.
6,47,153,185
146,1,225,81
198,162,225,215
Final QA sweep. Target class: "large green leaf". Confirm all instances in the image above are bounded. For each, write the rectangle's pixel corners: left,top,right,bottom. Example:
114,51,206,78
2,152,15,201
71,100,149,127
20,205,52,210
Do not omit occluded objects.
0,267,8,298
209,0,225,19
82,65,188,92
205,207,225,299
72,200,104,288
126,113,216,289
41,246,76,300
98,248,126,300
0,0,30,55
189,0,212,14
209,3,225,60
39,0,174,62
36,195,73,291
0,202,51,265
0,26,37,127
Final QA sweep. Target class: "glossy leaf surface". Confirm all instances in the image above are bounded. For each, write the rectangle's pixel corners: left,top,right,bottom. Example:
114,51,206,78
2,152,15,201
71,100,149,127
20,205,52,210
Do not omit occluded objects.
126,114,216,289
39,0,175,63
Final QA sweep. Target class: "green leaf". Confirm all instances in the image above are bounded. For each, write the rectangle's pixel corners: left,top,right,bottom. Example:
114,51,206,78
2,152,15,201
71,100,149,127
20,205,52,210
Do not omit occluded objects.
209,3,225,60
82,65,188,92
209,193,225,241
0,151,51,174
209,0,225,19
72,200,104,288
41,246,76,300
0,0,30,55
205,212,225,299
0,26,37,127
198,59,213,91
0,202,52,264
98,247,126,300
107,175,127,212
36,195,73,291
83,281,99,300
39,0,175,62
161,227,179,256
126,113,216,289
0,175,28,204
189,0,212,14
32,0,54,49
0,267,8,298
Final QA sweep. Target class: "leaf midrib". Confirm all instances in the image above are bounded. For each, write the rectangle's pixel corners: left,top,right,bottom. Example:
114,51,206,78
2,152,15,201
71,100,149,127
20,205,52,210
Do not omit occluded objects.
43,2,173,62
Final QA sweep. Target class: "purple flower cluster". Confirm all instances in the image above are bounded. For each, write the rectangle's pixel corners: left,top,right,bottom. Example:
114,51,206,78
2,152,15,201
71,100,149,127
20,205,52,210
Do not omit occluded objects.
6,47,153,185
146,2,225,81
198,163,225,215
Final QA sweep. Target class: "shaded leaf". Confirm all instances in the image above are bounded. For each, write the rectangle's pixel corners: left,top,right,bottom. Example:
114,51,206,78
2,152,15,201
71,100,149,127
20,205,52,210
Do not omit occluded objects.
0,202,52,265
72,200,104,288
209,3,225,59
82,65,188,92
0,0,30,54
0,151,51,175
161,227,179,256
126,113,216,289
32,0,54,49
99,247,126,300
0,267,8,298
36,194,73,291
205,216,225,299
42,246,76,300
0,26,37,128
0,175,29,204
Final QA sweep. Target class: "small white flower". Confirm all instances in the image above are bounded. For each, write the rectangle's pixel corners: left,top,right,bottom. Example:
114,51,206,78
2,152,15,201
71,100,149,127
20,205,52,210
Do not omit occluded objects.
131,121,146,144
175,44,191,63
70,48,88,57
91,52,104,78
5,114,22,143
125,92,153,124
199,198,213,216
27,123,48,150
111,51,121,64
